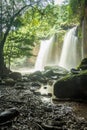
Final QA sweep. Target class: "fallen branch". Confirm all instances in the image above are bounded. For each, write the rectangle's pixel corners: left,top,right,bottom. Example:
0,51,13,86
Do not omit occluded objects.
34,122,45,130
41,123,62,130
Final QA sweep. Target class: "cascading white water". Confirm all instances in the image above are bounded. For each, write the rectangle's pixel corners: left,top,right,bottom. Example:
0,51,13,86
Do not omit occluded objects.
35,26,84,71
59,27,79,70
35,35,59,70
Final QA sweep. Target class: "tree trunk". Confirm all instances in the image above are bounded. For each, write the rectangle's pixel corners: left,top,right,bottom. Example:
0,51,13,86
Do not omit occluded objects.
0,44,10,77
0,46,5,75
0,4,28,77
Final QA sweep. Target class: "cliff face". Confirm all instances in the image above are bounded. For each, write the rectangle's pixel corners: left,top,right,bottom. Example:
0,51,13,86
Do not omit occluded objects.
83,7,87,58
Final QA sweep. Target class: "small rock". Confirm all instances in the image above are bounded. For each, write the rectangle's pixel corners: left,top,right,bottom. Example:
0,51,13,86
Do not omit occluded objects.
4,78,16,86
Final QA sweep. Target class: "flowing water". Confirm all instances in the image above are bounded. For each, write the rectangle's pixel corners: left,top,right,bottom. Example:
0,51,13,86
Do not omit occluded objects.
35,27,83,71
59,27,80,70
35,34,59,70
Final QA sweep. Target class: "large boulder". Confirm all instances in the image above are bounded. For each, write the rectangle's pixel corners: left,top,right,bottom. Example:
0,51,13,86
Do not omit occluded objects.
9,72,22,81
43,65,68,79
54,70,87,100
28,71,47,84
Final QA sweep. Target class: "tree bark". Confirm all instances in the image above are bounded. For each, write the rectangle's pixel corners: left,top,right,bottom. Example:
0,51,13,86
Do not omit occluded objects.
0,47,4,69
0,45,9,77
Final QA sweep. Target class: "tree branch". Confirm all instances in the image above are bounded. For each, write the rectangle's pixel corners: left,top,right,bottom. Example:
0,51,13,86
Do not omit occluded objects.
1,4,29,48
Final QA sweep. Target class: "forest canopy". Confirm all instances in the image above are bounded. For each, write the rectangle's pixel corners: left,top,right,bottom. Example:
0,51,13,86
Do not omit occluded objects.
0,0,86,73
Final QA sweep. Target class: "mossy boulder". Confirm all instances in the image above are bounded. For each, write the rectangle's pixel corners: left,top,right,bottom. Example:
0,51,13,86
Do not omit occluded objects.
78,58,87,70
54,70,87,100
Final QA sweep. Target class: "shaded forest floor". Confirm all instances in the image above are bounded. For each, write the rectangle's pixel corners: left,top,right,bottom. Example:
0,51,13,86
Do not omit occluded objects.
0,73,87,130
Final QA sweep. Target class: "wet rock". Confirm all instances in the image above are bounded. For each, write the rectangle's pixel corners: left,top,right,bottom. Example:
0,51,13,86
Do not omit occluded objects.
30,82,41,87
44,65,68,75
28,71,47,83
48,93,52,97
22,75,29,82
71,68,80,74
0,79,5,85
0,108,19,124
29,81,41,92
9,72,22,81
43,70,55,77
30,85,41,92
43,66,69,80
78,58,87,70
29,71,42,77
33,91,41,95
43,106,53,112
15,82,25,87
4,78,16,86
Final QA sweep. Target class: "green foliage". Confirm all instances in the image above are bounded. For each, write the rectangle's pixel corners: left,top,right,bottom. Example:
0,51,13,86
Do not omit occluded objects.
69,0,85,20
0,0,54,68
4,4,58,65
13,17,24,28
4,28,35,63
4,0,82,67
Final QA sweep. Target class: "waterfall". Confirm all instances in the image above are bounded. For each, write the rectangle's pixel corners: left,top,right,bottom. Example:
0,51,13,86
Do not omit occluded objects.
35,26,83,71
59,27,80,70
35,34,59,70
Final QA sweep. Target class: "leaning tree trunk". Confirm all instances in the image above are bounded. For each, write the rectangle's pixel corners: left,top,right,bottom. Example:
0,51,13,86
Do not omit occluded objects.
0,5,28,77
0,41,11,77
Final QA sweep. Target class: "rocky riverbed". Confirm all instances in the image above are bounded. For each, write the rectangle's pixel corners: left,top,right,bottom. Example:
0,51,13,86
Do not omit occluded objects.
0,69,87,130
